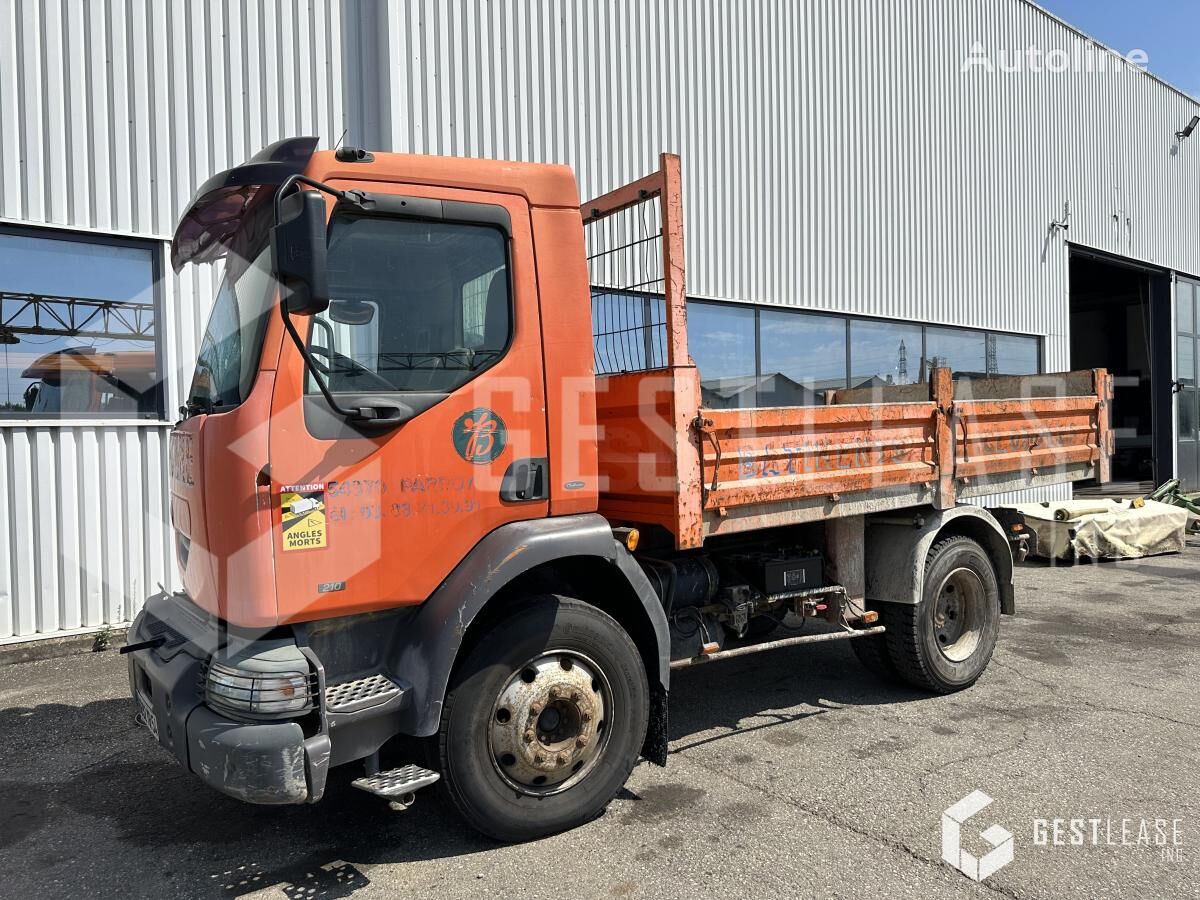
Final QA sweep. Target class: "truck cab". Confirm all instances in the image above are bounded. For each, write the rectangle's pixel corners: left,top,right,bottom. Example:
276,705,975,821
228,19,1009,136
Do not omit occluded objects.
127,138,1110,840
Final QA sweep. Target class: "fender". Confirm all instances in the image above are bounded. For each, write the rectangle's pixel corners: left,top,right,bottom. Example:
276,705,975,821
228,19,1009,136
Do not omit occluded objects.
864,506,1015,614
387,513,671,737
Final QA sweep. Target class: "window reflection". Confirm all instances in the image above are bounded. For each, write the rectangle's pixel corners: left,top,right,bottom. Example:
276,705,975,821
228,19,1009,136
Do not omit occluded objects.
851,319,923,387
0,228,160,418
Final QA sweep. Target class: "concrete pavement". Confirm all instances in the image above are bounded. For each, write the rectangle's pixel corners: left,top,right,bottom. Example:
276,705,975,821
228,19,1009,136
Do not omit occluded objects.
1,540,1198,899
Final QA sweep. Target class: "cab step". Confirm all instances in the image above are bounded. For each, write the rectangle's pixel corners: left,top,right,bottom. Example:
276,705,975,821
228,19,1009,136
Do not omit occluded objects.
325,673,405,715
351,764,441,808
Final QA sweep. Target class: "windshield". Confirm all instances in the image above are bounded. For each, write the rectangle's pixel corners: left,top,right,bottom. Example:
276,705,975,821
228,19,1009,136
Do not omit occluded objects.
307,214,510,395
189,246,275,411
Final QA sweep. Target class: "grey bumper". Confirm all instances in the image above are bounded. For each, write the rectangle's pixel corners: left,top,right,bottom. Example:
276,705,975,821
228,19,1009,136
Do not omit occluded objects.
126,594,330,805
188,707,328,804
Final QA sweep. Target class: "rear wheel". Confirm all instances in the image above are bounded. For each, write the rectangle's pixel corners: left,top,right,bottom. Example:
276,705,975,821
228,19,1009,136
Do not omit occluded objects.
438,595,649,841
883,535,1001,693
850,622,899,679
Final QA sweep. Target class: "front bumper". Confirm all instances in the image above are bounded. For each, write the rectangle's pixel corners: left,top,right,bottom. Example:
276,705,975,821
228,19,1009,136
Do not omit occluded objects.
126,593,330,805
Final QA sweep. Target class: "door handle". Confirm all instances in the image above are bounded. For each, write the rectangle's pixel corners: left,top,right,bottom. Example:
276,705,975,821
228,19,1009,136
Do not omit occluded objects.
350,397,416,428
500,458,548,502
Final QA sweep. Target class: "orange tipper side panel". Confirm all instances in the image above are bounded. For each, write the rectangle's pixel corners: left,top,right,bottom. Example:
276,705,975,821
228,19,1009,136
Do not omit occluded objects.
701,402,942,513
595,370,690,541
693,370,1111,540
529,205,599,515
265,178,550,625
954,396,1106,478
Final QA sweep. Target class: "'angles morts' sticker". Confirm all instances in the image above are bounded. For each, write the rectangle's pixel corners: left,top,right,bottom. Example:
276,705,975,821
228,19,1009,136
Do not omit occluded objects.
280,483,327,551
453,408,507,464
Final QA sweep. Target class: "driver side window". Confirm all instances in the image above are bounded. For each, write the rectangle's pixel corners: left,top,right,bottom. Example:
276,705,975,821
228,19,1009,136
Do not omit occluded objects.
307,302,380,394
306,213,511,395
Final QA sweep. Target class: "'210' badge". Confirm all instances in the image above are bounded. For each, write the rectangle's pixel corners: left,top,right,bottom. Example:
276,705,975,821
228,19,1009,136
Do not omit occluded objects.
453,408,507,464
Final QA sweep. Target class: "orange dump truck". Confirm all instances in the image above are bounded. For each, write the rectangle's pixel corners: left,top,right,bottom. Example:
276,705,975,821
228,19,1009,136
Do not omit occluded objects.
125,138,1112,841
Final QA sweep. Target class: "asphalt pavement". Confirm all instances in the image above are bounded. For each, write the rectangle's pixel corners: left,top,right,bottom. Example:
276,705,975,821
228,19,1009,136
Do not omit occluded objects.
2,540,1198,899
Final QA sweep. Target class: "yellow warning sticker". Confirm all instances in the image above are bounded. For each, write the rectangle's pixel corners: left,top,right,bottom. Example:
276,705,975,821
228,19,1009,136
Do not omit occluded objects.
280,482,327,551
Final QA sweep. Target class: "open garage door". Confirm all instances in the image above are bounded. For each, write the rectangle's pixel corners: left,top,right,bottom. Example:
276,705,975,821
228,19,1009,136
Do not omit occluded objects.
1178,278,1199,491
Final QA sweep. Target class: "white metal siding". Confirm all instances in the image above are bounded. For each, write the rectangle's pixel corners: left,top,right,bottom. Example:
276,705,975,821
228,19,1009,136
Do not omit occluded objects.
0,0,345,641
347,0,1198,515
352,0,1200,377
2,0,1197,641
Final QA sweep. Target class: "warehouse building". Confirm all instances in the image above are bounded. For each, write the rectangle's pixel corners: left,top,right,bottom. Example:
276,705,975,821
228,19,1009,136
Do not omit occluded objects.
0,0,1197,643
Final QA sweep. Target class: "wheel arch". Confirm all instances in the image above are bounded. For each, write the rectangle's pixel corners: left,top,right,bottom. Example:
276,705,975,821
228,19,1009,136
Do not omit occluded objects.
864,506,1015,614
387,514,670,759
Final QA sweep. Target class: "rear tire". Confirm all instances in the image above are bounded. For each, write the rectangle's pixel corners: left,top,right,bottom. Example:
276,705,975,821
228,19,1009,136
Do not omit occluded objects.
438,594,649,842
850,624,899,679
882,535,1001,693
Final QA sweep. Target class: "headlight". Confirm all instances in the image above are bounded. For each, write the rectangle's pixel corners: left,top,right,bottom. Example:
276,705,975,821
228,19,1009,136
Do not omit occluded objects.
205,661,314,718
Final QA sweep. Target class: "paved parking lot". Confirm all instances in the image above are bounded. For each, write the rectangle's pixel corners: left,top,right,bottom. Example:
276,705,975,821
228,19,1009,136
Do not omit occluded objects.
2,540,1198,899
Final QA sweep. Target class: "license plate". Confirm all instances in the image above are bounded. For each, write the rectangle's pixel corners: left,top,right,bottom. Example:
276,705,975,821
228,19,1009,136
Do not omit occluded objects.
136,691,160,742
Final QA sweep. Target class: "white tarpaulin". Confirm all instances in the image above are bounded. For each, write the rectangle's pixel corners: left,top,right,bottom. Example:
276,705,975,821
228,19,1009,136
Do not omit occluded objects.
1007,499,1189,561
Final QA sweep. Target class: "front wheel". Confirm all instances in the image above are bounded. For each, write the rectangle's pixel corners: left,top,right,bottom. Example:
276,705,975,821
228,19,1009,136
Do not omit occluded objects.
438,595,649,841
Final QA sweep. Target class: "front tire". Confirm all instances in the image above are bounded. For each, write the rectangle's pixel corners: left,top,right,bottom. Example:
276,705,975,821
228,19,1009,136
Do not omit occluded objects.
438,594,649,841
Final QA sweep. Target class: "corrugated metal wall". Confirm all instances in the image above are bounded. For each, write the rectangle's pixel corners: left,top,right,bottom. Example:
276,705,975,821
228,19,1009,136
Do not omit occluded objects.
350,0,1200,367
2,0,1198,641
0,0,345,641
348,0,1200,509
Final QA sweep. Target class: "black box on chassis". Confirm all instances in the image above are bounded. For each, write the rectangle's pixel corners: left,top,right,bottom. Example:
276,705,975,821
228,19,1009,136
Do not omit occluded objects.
730,552,824,595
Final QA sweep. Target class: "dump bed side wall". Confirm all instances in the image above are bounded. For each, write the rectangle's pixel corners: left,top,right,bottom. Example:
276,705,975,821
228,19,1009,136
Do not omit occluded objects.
696,369,1111,541
698,401,946,539
595,368,704,546
595,368,1111,548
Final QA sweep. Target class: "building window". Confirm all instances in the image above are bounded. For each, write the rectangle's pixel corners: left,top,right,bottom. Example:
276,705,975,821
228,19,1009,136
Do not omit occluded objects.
592,290,666,374
759,309,847,405
850,319,923,387
688,302,757,408
989,332,1041,375
926,326,988,378
590,290,1043,408
0,227,162,419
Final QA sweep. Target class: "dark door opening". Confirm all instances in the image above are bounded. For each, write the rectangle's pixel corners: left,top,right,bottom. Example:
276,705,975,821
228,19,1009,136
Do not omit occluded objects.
1069,253,1164,489
1177,278,1199,491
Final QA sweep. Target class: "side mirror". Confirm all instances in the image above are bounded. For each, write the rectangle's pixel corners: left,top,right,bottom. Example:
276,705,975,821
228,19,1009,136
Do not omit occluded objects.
328,298,376,326
270,190,329,315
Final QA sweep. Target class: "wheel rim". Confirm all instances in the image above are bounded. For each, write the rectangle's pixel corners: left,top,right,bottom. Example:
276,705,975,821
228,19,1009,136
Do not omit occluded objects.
931,567,986,662
488,650,612,796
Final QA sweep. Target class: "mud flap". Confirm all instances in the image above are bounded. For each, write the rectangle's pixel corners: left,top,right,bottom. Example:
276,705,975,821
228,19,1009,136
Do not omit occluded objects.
641,686,669,767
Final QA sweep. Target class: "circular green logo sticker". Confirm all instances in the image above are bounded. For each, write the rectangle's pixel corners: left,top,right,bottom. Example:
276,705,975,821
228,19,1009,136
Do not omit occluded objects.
453,408,507,464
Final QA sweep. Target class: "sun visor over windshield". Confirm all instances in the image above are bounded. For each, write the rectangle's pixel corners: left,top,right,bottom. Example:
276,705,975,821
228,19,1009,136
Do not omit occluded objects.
170,136,319,275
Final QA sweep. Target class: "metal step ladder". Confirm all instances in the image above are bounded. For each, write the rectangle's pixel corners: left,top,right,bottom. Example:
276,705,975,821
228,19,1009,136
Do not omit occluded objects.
351,764,440,809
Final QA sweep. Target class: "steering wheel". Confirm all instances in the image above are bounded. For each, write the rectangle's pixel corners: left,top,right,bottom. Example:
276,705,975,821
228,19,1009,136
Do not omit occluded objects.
307,346,396,393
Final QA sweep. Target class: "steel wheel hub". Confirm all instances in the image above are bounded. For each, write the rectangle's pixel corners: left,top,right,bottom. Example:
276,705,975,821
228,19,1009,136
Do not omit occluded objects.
488,650,611,795
932,567,985,662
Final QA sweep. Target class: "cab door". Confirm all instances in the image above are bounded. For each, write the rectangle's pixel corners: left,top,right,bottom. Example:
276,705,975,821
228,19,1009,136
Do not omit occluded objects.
267,183,548,624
